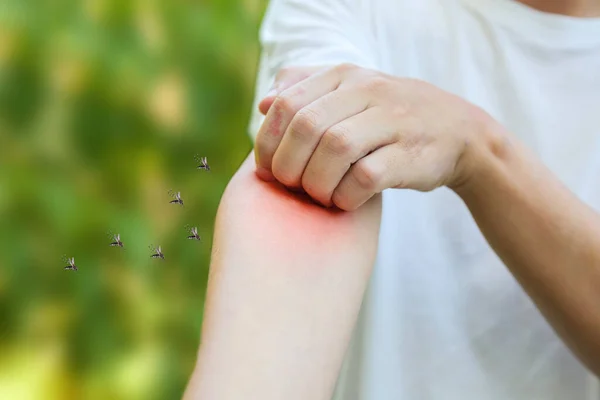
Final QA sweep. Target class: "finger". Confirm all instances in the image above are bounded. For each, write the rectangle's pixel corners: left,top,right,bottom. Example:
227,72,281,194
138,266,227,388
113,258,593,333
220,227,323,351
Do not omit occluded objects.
271,87,369,188
254,65,350,179
332,137,432,211
331,144,398,211
258,66,327,115
258,92,278,117
302,107,398,207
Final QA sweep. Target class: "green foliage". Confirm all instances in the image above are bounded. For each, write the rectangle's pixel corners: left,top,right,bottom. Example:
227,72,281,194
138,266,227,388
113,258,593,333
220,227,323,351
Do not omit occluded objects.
0,0,265,398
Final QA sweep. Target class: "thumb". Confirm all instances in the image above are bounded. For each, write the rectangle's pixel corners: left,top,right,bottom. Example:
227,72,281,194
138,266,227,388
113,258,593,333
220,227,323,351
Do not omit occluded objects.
258,65,327,115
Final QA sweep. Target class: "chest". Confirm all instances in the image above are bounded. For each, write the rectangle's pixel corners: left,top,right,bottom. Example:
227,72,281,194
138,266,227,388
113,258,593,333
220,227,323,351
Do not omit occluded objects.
373,3,600,206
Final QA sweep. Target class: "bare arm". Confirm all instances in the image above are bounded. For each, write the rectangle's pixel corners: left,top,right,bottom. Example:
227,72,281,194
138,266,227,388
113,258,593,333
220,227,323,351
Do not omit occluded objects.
454,123,600,376
183,152,382,400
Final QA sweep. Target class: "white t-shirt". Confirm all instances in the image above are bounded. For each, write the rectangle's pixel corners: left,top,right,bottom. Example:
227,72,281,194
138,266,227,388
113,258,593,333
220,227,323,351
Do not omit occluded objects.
249,0,600,398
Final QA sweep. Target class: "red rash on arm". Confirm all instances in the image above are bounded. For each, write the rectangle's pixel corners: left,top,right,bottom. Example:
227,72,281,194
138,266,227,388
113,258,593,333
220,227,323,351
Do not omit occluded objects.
185,153,381,400
250,175,349,245
223,154,364,258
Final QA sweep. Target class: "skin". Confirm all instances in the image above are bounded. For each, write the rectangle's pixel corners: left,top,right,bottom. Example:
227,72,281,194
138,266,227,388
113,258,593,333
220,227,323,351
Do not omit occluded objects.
184,153,382,400
254,63,600,376
255,64,489,210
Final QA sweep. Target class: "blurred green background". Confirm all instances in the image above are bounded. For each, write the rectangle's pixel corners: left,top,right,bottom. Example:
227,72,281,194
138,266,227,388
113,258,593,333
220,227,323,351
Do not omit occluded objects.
0,0,267,398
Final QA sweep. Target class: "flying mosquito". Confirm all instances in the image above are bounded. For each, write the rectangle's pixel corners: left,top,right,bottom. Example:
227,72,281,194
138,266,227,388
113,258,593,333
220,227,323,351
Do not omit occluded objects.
63,256,78,271
149,244,164,259
110,233,124,247
187,226,201,241
195,155,210,171
168,190,184,206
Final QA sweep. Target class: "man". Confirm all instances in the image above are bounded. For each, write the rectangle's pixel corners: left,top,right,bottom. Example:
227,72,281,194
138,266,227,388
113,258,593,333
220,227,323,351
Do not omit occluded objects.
185,0,600,399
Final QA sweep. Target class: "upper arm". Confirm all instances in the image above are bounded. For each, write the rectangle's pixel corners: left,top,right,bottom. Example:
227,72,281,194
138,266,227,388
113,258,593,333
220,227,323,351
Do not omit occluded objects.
249,0,380,140
260,0,379,70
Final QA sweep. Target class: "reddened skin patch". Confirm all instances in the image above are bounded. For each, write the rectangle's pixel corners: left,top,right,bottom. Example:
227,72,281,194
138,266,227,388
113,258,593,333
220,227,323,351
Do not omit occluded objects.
218,153,373,266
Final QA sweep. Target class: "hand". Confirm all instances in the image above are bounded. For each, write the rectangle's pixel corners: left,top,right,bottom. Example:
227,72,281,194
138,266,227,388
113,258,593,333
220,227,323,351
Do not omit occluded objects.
255,66,328,182
255,63,494,210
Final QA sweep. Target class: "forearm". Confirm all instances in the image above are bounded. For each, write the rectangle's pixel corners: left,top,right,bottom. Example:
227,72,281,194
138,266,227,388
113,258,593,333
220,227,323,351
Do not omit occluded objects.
455,123,600,375
184,152,382,400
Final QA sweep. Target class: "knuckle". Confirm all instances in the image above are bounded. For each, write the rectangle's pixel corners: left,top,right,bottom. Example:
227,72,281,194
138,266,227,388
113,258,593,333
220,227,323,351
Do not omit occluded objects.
334,62,357,74
390,103,410,118
272,94,297,117
352,160,383,190
323,125,354,156
397,134,424,159
363,76,388,93
289,108,319,141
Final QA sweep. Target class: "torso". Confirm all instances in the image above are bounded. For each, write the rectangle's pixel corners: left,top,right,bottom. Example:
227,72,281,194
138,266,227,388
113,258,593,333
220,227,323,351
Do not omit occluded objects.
335,0,600,398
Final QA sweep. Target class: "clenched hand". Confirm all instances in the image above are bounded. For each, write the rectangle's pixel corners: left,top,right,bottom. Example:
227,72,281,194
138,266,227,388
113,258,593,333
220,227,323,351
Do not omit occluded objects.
255,63,496,211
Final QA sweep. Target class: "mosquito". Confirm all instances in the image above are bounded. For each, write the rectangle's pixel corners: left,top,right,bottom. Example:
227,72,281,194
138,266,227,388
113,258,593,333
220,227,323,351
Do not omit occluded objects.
187,226,201,241
195,155,210,171
64,256,78,271
110,233,124,248
168,190,184,206
150,244,164,259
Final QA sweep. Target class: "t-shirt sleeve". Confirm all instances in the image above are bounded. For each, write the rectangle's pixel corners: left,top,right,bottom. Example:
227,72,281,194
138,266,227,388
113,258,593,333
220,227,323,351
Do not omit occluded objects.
248,0,380,141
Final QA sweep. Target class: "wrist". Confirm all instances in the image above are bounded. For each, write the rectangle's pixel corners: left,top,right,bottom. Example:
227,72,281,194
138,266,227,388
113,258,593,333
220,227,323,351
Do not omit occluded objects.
450,109,512,197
